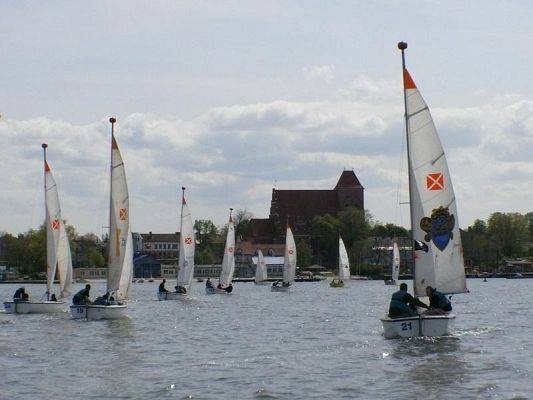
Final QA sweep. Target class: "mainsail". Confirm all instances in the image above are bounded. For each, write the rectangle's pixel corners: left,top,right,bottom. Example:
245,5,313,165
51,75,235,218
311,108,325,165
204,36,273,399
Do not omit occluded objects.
338,237,350,280
219,211,235,287
43,146,73,298
283,226,297,284
403,67,467,296
107,119,133,301
255,249,268,283
392,242,400,283
176,191,195,289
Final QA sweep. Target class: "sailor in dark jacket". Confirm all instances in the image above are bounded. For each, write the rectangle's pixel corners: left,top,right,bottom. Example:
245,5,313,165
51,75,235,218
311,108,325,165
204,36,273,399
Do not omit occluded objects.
159,279,169,293
388,283,429,318
426,286,452,313
13,287,28,301
72,284,91,305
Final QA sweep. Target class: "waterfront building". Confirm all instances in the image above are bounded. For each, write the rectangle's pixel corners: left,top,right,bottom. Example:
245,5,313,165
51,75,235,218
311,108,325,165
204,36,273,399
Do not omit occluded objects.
133,253,161,279
73,267,107,280
134,232,180,264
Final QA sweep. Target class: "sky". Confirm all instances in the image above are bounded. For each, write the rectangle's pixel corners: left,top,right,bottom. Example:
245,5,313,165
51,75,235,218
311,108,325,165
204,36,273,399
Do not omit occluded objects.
1,1,533,235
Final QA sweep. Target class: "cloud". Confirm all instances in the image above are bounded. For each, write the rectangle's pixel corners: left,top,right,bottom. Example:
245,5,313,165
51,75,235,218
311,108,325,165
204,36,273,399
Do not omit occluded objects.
2,76,533,235
302,65,335,83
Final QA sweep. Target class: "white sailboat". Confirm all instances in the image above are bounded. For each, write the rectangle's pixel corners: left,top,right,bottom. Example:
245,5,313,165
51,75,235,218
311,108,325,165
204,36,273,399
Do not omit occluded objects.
381,42,467,338
385,242,400,285
159,187,195,300
331,237,350,288
71,117,133,320
254,249,269,285
271,225,296,292
206,209,235,294
4,144,73,314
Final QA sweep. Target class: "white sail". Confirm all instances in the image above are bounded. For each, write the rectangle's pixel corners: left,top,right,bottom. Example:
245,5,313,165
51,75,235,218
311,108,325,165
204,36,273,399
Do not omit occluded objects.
392,242,400,283
176,197,195,289
283,226,297,284
219,214,235,287
255,249,268,283
404,69,466,296
107,133,133,301
338,238,350,280
44,158,73,298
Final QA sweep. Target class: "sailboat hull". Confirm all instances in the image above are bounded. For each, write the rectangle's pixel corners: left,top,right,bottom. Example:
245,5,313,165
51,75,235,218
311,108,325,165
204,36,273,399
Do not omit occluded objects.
70,304,127,320
205,287,231,295
4,301,65,314
254,281,270,285
329,282,344,288
384,280,397,285
271,285,290,292
157,291,188,301
380,314,455,339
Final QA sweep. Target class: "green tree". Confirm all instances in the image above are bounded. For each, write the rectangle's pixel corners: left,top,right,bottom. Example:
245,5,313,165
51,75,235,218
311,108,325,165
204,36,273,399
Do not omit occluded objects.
487,212,528,259
311,214,342,267
196,248,215,265
296,239,312,269
194,219,218,250
233,209,253,239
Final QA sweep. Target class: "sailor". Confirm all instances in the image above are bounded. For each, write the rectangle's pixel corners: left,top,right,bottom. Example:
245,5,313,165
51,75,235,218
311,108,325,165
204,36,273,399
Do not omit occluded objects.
93,292,110,305
225,283,233,293
282,281,290,287
175,285,187,294
13,287,28,301
272,280,280,287
425,286,452,313
217,283,223,289
72,284,91,305
388,283,428,318
50,293,57,302
206,278,214,288
158,279,169,293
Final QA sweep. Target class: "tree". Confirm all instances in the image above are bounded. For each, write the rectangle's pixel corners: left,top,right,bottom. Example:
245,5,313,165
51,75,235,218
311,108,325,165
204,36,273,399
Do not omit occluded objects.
296,240,312,269
233,209,253,239
194,219,218,250
371,223,409,239
487,212,528,259
196,248,215,265
311,214,342,267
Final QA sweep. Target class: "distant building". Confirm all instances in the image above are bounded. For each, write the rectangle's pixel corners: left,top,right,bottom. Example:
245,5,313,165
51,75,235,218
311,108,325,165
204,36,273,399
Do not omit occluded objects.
246,170,364,242
134,232,180,264
73,267,107,280
133,253,161,279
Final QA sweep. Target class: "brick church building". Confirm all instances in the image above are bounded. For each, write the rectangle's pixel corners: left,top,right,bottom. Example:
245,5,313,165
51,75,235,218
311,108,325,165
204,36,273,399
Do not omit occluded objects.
245,170,364,243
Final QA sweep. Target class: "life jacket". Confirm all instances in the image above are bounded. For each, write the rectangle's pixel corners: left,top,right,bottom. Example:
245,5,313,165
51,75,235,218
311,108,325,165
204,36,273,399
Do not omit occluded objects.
432,291,452,311
390,290,411,312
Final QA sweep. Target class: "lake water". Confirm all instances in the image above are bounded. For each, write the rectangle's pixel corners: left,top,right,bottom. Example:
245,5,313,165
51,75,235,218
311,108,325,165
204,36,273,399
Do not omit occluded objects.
1,279,532,400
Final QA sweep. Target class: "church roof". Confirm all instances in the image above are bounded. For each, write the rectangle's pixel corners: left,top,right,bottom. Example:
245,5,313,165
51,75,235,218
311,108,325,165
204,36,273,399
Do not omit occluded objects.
334,170,363,189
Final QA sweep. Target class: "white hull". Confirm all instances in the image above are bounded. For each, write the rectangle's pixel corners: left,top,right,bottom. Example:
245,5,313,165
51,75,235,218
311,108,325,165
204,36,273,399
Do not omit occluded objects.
254,281,270,285
271,285,290,292
205,287,232,295
380,314,456,339
4,301,65,314
70,304,127,320
384,280,397,285
157,291,188,301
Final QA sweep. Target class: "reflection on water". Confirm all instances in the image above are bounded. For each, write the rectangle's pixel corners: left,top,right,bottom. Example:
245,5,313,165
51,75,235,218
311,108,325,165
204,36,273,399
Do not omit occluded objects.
1,279,532,399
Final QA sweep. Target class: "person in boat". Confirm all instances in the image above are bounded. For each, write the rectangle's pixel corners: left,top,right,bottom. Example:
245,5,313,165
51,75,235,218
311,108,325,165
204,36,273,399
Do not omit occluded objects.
159,279,169,293
72,284,91,305
175,285,187,294
282,281,290,287
206,278,214,288
272,280,280,287
388,283,428,318
93,292,110,305
13,287,29,301
50,293,57,302
425,286,452,314
217,283,223,289
225,283,233,293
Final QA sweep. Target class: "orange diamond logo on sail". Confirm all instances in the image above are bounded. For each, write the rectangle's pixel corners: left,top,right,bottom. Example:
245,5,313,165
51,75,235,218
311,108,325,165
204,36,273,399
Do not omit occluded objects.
185,237,192,245
228,247,234,253
288,250,294,255
51,219,60,230
426,173,444,191
119,208,128,220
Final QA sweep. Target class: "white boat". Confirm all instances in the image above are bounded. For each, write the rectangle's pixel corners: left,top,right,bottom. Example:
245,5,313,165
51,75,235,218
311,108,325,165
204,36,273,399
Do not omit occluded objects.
338,237,350,281
71,118,132,320
254,249,268,285
381,42,467,339
158,187,196,300
385,242,400,285
209,209,235,294
271,225,296,292
4,144,73,314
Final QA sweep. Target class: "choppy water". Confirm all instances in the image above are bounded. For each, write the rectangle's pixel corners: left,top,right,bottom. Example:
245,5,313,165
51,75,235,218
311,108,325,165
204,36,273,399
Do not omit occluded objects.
1,279,532,400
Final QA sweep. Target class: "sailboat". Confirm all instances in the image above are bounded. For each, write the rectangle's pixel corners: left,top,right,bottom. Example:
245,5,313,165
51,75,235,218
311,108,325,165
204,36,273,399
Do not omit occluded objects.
71,117,133,320
4,144,73,314
385,242,400,285
381,42,467,338
331,237,350,288
159,187,195,300
254,249,269,285
206,208,235,294
271,225,296,292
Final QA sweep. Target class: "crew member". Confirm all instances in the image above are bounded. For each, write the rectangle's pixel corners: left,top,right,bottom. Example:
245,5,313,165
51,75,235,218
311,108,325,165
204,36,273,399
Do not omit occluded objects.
72,284,91,305
159,279,169,293
425,286,452,314
388,283,428,318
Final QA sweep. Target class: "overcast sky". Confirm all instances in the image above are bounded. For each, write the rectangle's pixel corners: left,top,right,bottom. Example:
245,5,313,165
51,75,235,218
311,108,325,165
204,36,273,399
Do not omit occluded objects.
2,1,533,235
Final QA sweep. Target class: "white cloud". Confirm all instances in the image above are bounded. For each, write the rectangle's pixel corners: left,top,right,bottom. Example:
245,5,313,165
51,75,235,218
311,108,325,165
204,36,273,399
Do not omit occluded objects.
302,65,335,83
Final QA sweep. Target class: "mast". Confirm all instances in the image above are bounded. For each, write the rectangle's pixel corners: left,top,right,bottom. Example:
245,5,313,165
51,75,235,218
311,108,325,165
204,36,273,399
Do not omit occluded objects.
108,117,116,294
398,41,416,294
42,143,50,300
178,186,185,285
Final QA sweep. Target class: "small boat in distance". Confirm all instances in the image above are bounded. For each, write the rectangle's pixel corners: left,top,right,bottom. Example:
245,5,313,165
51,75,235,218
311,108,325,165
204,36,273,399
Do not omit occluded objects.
381,42,467,339
385,242,400,285
71,117,133,320
159,187,196,300
254,250,269,285
331,237,350,288
4,144,73,314
272,224,296,292
206,209,235,294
